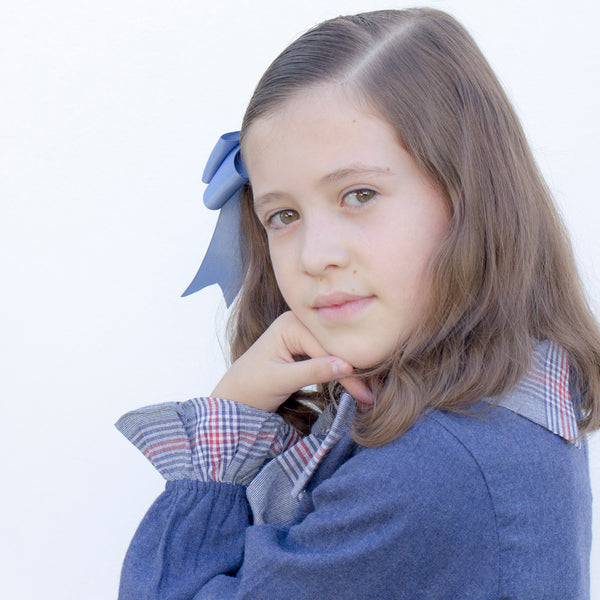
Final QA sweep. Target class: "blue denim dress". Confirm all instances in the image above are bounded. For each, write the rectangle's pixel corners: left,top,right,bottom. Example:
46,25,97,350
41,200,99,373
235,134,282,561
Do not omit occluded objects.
116,340,591,599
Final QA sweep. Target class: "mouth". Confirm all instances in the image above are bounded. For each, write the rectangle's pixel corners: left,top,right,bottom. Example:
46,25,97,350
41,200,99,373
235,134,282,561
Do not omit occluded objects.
312,292,375,322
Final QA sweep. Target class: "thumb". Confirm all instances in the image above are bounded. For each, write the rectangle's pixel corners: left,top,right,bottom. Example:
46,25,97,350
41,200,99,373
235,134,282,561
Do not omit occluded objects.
339,376,375,408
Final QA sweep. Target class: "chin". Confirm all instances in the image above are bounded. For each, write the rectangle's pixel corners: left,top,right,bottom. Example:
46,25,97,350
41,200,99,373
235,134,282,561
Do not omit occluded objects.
304,321,397,370
347,356,385,370
326,344,390,371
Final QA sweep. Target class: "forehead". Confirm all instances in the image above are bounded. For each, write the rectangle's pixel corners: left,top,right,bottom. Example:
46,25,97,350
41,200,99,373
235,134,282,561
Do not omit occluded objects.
242,85,403,189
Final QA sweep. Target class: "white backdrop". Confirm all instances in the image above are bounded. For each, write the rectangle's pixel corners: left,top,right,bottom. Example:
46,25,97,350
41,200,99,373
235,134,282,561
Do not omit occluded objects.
1,0,598,598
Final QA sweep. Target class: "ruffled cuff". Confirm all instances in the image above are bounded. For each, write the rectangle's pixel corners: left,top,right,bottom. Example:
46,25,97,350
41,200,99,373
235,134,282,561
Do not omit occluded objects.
115,397,301,486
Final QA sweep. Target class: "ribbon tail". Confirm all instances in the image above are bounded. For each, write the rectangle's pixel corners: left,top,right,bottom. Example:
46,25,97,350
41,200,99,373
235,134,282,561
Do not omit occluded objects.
181,196,243,307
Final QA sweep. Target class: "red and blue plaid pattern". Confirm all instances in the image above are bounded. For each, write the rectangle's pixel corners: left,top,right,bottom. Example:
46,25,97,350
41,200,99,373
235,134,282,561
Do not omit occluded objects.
495,340,581,448
272,394,355,498
543,342,579,443
116,397,300,485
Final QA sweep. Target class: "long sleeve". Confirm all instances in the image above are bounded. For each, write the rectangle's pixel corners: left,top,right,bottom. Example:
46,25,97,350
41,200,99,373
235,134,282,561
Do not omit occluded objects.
116,396,300,599
119,481,250,599
117,401,503,600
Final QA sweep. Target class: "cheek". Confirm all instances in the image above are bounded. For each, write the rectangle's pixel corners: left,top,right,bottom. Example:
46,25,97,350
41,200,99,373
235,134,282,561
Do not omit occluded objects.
269,245,295,303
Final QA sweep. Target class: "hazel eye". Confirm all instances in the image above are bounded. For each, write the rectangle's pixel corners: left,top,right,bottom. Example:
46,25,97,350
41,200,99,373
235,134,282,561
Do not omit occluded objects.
267,208,300,229
343,188,377,206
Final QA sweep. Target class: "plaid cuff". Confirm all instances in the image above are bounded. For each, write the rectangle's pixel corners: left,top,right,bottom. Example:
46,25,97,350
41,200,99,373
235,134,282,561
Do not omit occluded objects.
116,398,301,485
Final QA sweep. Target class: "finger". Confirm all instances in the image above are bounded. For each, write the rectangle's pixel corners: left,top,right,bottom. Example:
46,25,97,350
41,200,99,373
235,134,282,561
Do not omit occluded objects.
275,313,332,361
279,356,354,393
339,376,375,407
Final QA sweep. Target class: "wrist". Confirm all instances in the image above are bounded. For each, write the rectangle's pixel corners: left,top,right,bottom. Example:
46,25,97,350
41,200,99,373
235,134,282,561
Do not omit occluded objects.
211,382,277,412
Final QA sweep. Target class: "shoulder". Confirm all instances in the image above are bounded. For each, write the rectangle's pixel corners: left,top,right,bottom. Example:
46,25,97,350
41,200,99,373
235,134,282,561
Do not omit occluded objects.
422,404,590,497
346,404,591,525
328,405,591,599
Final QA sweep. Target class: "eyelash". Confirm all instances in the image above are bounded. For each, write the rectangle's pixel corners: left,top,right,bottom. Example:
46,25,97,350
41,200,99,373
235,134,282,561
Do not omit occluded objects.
343,188,378,207
264,187,378,230
266,209,300,229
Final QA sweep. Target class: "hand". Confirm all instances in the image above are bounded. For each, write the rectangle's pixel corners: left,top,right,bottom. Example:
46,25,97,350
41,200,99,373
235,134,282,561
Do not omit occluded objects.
211,311,373,411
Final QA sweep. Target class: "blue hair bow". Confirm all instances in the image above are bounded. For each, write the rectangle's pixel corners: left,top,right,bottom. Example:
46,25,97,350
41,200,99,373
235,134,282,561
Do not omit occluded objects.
182,131,249,307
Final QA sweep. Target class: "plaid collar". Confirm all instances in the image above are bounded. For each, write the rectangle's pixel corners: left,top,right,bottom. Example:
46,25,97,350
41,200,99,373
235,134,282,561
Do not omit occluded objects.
247,340,582,525
494,339,581,446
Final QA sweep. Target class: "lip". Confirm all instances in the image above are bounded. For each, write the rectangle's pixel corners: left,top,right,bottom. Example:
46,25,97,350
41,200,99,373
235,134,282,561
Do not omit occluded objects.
312,292,375,321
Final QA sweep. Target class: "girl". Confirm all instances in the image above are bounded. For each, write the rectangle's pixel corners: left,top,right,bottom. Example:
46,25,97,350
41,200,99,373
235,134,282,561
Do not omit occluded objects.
116,8,600,599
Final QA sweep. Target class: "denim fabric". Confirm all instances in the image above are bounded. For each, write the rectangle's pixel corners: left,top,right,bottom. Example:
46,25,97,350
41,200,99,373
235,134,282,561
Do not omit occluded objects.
119,404,591,599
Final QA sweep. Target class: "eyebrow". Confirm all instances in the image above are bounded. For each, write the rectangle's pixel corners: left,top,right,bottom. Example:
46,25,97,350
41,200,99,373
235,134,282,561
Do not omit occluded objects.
253,163,393,211
318,163,393,185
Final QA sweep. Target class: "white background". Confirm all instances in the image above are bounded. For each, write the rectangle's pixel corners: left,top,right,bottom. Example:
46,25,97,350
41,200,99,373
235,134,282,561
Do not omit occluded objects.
1,0,598,597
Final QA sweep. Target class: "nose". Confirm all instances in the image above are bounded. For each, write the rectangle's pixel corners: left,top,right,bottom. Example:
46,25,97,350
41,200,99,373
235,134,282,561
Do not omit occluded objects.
299,213,350,276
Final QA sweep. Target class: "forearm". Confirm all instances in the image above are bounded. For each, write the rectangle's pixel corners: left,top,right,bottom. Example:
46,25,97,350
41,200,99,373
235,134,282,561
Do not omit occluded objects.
119,480,249,600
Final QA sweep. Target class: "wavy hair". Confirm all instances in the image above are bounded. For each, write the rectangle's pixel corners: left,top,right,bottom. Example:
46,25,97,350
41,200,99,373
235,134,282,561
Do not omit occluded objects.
227,8,600,444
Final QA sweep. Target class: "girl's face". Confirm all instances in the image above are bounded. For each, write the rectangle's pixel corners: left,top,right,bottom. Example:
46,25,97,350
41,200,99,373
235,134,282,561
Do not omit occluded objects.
244,85,450,368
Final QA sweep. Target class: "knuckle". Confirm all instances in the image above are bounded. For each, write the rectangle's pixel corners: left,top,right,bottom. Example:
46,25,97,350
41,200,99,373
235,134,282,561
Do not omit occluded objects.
309,358,332,383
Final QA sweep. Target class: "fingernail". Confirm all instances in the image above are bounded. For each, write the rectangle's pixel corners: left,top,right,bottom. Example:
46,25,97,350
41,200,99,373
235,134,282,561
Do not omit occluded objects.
331,359,352,377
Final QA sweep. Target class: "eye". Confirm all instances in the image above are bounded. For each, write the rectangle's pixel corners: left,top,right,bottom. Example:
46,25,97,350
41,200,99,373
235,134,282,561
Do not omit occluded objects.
267,208,300,229
343,188,377,206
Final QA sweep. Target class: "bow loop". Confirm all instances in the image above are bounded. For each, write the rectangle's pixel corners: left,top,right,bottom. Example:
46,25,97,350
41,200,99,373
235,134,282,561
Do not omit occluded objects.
182,131,249,306
203,144,248,210
202,131,242,182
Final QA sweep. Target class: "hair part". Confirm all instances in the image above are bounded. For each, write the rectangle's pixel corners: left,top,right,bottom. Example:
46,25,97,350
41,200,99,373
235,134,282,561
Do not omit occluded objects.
229,8,600,444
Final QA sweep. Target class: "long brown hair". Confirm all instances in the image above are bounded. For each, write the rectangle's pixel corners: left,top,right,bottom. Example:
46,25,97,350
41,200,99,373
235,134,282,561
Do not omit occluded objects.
228,8,600,444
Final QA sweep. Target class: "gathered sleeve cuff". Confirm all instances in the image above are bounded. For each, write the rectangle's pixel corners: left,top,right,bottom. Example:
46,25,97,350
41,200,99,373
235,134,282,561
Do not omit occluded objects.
115,397,301,486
